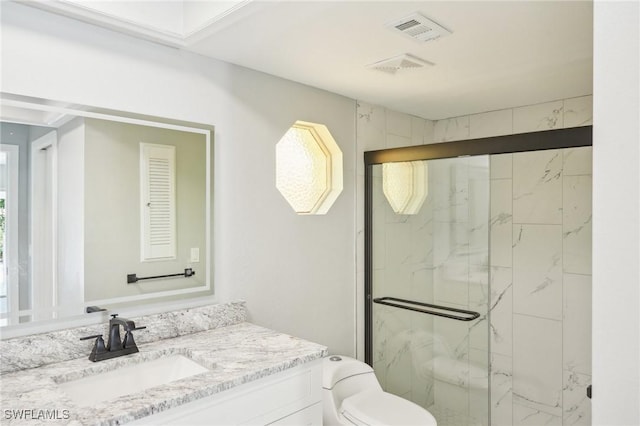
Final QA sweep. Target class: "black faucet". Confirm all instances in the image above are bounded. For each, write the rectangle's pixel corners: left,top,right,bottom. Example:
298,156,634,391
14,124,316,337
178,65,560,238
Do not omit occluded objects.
80,314,146,362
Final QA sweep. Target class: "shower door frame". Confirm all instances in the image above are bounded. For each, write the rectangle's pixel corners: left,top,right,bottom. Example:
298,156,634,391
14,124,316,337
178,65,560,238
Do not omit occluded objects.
363,125,593,365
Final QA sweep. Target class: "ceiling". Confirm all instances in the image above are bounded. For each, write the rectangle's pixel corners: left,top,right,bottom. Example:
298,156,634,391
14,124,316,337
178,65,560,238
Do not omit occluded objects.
22,0,594,120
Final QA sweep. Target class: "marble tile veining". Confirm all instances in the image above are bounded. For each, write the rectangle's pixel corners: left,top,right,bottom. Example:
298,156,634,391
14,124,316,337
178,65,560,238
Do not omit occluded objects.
513,100,563,133
381,308,413,396
563,274,592,375
513,315,562,416
356,101,386,151
433,116,470,142
490,179,513,268
489,267,513,357
563,175,592,274
563,96,593,128
491,353,513,426
513,225,563,320
562,369,592,425
513,400,562,426
512,150,562,225
0,321,327,426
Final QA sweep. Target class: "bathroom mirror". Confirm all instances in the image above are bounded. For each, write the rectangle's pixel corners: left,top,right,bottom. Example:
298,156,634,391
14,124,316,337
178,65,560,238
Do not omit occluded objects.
0,93,213,328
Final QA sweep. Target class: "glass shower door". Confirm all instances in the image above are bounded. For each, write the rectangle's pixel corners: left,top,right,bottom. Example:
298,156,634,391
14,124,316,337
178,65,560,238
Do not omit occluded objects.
369,155,490,426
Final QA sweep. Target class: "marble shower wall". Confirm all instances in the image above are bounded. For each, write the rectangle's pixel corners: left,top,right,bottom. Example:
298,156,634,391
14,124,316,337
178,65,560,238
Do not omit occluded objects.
362,105,437,407
357,95,592,426
371,156,490,414
361,103,492,419
432,96,593,426
488,147,592,426
356,104,435,382
429,155,490,423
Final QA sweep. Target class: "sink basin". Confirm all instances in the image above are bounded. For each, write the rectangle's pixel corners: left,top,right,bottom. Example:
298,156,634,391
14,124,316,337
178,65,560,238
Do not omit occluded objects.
58,354,209,407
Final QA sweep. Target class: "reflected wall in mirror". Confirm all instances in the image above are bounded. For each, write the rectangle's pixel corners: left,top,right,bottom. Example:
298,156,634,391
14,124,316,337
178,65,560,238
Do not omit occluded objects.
0,94,213,327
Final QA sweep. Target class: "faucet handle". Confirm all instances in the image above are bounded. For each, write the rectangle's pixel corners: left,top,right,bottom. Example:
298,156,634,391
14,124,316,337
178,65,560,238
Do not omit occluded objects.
80,334,107,361
123,326,146,350
79,334,103,341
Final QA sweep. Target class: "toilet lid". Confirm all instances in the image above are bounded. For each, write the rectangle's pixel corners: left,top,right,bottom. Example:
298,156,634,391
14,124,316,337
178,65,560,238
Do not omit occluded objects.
340,390,437,426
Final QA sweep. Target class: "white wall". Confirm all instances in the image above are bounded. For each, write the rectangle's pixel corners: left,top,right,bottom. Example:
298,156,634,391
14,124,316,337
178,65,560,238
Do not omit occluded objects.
593,1,640,425
0,2,356,356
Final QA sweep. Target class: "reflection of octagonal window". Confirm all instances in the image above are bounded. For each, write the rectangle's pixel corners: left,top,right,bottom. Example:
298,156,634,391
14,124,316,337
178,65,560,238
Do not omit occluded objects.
276,121,343,215
383,161,428,215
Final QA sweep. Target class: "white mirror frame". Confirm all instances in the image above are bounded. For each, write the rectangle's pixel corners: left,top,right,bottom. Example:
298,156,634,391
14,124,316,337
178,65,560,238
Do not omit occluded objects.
0,93,215,337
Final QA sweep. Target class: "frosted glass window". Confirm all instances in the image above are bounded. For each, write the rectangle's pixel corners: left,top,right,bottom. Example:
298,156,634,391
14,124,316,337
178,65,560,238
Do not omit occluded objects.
276,121,343,215
383,161,428,215
140,143,176,261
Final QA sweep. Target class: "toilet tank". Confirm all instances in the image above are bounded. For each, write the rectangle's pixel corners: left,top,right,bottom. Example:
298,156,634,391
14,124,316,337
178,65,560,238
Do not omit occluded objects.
322,356,382,408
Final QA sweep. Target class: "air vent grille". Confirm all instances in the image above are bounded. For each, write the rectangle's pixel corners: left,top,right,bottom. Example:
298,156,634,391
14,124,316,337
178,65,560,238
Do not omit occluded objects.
367,54,433,75
387,12,451,42
395,19,422,31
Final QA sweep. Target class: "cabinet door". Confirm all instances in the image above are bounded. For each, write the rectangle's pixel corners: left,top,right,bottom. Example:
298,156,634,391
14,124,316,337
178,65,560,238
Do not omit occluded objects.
267,403,322,426
131,360,322,425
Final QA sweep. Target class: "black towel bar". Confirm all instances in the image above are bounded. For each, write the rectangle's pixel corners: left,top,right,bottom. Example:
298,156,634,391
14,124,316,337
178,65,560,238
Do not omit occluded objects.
373,296,480,321
127,268,195,284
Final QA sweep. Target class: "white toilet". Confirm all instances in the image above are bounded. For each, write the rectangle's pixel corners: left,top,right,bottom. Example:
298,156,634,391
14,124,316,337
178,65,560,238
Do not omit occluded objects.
322,355,437,425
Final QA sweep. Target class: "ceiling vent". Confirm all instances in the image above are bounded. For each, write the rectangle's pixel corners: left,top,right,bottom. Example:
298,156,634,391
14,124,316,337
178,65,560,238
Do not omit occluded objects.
387,12,451,42
367,54,433,75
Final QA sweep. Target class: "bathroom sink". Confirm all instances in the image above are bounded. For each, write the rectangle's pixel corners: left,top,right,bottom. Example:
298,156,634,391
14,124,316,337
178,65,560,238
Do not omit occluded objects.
58,354,209,407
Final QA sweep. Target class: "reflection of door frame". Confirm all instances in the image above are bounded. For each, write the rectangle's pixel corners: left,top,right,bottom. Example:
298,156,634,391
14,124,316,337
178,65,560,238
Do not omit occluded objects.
1,94,215,323
0,144,20,326
30,131,58,320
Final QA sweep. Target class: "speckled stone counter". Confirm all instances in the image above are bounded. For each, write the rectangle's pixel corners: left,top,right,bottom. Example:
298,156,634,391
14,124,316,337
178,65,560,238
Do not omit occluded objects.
0,322,328,425
0,302,328,425
0,301,248,374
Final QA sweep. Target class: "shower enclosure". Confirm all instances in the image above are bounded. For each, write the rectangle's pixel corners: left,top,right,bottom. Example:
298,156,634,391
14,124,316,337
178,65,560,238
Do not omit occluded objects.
364,127,592,426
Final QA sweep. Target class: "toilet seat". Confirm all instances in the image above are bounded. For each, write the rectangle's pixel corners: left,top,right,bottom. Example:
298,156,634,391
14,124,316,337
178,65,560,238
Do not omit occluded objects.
340,390,437,426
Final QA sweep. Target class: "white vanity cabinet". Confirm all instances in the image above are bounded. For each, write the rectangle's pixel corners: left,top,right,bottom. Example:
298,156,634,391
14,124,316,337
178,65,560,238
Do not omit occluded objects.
131,359,323,425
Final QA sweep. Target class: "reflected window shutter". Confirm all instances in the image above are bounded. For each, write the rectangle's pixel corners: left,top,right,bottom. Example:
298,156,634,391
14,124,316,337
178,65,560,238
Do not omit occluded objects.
140,143,176,261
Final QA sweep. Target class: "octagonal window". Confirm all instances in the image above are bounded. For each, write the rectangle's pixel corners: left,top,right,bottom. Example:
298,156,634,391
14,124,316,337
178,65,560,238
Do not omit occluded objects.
383,161,428,215
276,121,343,215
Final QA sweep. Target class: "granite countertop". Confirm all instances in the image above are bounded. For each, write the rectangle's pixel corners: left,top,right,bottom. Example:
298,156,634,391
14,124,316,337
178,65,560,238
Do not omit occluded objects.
0,322,328,426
